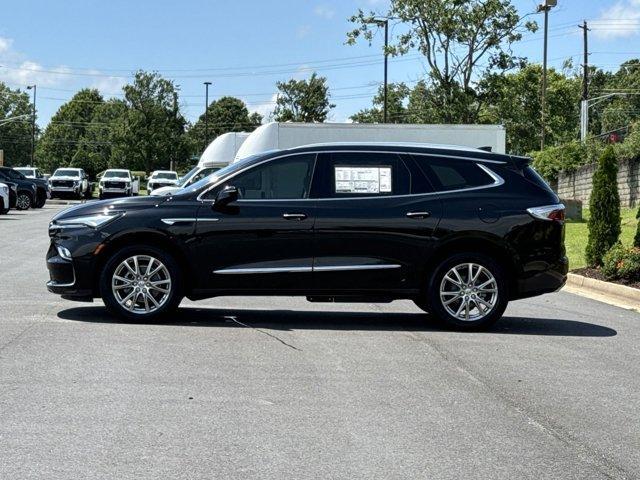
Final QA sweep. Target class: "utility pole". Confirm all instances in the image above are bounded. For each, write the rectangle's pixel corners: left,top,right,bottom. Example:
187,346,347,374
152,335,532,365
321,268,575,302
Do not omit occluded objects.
204,81,212,150
538,0,557,149
366,17,389,123
383,19,389,123
26,84,36,165
579,21,590,142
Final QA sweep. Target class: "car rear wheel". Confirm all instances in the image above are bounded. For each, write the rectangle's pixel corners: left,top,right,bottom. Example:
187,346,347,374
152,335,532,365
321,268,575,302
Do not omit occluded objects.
100,246,183,322
16,192,32,210
416,253,508,330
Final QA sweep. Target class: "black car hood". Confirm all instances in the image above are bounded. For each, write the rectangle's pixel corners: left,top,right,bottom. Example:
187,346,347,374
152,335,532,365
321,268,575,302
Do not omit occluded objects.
52,196,169,222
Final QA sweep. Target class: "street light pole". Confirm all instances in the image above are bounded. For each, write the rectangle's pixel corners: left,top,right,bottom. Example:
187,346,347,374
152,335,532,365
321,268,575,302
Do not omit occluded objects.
204,81,212,150
27,84,36,165
538,1,556,149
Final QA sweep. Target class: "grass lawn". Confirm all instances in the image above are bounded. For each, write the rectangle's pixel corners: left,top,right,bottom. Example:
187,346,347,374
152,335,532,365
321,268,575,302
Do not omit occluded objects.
565,207,638,269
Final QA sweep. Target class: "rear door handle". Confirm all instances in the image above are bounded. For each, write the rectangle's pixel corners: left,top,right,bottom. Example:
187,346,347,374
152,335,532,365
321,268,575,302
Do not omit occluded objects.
406,211,431,219
283,213,307,221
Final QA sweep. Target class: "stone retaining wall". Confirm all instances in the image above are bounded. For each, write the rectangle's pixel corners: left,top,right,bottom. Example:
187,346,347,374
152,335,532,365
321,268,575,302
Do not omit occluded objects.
557,159,640,208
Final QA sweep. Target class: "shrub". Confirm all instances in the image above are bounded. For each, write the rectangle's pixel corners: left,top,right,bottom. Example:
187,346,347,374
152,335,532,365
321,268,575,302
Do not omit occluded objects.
602,243,640,281
585,146,621,267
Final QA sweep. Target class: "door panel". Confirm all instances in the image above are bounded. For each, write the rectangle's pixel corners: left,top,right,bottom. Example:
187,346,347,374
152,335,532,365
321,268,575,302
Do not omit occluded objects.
311,152,442,293
193,153,317,293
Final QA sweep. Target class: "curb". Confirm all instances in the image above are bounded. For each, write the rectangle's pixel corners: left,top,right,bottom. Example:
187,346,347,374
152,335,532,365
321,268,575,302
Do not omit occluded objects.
564,273,640,312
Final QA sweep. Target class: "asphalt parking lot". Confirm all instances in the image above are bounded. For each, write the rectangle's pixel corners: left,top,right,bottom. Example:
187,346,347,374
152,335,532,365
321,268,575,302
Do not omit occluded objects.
1,204,639,479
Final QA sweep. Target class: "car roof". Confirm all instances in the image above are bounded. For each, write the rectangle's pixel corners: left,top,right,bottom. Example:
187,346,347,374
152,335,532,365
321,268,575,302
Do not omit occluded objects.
151,170,176,174
272,142,512,163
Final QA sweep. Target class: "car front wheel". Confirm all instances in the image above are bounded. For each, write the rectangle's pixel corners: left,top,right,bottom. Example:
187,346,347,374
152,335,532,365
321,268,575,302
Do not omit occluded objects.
100,246,183,322
417,253,508,330
16,192,32,210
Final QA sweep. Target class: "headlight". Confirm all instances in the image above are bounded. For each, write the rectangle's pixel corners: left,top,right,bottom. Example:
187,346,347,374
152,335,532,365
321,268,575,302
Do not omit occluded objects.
54,210,124,229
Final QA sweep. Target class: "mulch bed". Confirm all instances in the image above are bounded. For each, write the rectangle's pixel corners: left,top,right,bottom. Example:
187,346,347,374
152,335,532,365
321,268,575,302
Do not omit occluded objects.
572,267,640,290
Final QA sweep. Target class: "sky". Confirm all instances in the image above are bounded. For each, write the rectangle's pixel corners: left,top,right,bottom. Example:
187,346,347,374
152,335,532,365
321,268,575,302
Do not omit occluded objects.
2,0,640,128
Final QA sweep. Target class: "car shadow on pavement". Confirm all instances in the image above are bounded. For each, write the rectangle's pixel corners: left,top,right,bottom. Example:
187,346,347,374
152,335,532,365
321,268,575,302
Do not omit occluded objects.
58,306,617,337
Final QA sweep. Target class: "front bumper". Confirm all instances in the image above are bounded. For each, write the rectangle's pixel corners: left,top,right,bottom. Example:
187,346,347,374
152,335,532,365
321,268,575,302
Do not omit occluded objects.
46,239,96,301
51,186,79,195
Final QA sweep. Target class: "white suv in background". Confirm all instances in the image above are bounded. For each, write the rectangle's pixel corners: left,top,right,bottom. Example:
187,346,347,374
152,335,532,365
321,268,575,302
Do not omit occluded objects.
49,168,91,199
14,167,45,179
99,169,139,199
147,170,178,194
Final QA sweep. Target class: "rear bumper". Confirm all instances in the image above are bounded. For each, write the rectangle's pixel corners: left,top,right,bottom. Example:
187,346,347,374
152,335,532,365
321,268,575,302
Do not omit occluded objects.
511,255,568,300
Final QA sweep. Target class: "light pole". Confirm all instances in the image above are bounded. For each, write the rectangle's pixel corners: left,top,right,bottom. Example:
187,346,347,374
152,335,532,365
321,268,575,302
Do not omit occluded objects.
538,0,557,149
204,81,212,149
26,84,36,165
366,18,389,123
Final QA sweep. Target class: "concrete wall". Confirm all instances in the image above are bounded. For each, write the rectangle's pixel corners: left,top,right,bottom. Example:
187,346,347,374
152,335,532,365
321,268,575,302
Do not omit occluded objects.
557,158,640,208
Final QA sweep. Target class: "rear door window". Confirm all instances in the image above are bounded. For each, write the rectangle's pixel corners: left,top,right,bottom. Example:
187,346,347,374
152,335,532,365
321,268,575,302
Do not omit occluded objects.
313,152,411,198
413,156,495,192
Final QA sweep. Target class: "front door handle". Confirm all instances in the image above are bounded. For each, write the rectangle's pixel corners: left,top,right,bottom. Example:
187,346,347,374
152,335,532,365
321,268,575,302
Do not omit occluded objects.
406,211,431,219
283,213,307,221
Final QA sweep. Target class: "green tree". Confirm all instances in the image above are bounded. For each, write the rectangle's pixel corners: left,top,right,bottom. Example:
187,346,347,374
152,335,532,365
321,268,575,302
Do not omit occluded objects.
74,99,128,178
36,89,104,173
479,64,581,154
110,71,188,174
586,146,621,267
347,0,537,123
350,83,409,123
0,83,36,167
186,96,262,155
273,72,335,122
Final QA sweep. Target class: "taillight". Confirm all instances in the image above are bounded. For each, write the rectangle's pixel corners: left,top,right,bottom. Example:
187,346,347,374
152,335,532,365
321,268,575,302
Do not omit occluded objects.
526,204,565,222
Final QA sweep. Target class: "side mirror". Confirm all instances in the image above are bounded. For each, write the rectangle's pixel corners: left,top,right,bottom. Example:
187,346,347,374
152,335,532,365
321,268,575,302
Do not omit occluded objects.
214,185,239,207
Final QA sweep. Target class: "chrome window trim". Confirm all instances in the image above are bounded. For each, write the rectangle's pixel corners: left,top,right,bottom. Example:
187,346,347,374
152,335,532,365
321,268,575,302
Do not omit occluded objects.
213,263,401,275
196,150,506,203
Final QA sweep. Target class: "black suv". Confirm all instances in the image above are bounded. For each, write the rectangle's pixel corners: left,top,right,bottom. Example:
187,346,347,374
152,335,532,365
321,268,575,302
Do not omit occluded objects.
47,144,567,329
0,167,49,209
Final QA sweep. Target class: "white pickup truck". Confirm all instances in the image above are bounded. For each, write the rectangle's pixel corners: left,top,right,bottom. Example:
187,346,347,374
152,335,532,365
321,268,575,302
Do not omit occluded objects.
98,169,139,199
49,168,91,199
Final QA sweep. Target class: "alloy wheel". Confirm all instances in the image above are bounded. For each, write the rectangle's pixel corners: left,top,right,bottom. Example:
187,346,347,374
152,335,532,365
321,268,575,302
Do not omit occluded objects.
111,255,172,315
16,193,31,210
439,262,498,322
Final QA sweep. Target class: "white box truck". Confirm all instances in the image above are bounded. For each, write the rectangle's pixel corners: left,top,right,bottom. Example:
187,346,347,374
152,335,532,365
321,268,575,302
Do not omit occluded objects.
234,122,506,162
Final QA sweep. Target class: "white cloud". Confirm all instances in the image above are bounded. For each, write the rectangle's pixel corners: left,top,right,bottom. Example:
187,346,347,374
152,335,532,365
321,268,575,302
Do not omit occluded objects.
591,0,640,39
87,70,127,96
0,36,13,54
314,5,335,19
248,93,278,122
296,24,312,39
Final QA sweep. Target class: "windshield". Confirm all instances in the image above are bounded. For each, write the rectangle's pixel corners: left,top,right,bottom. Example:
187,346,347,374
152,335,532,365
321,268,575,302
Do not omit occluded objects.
53,169,80,178
103,171,130,179
185,154,266,194
176,166,200,187
154,172,177,180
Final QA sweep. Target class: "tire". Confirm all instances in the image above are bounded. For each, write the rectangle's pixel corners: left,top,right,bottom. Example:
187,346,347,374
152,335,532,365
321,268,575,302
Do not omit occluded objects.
34,191,46,208
99,245,183,322
0,198,8,214
16,192,33,210
416,252,508,331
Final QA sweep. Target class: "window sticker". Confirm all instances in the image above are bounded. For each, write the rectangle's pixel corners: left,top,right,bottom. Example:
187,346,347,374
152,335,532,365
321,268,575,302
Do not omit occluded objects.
334,166,392,194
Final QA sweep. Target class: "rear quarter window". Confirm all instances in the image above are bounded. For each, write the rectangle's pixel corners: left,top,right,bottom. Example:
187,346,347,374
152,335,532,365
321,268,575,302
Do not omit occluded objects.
413,156,495,192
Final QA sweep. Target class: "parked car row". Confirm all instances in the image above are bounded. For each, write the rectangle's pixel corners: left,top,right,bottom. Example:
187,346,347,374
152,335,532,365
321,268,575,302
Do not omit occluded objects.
0,166,50,212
